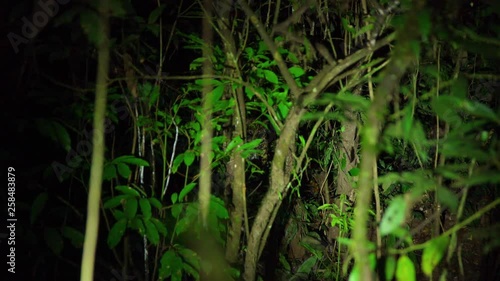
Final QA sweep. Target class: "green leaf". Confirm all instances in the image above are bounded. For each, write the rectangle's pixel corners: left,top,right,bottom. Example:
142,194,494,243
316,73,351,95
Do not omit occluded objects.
184,151,195,166
431,96,462,126
296,256,317,274
108,218,127,248
148,4,165,24
144,219,160,245
436,187,458,212
129,217,146,235
461,100,500,123
31,192,48,224
289,66,305,78
103,164,117,180
263,70,279,84
422,235,449,276
210,196,229,219
44,227,64,255
61,226,84,248
277,102,291,119
180,183,197,201
380,196,407,236
172,153,184,173
116,185,141,197
385,255,397,281
171,193,178,204
211,84,225,103
112,155,150,166
178,246,200,269
35,119,71,152
171,204,183,219
348,167,360,177
396,255,416,281
103,195,128,209
80,10,102,46
149,197,163,210
124,198,138,219
238,138,263,151
139,198,152,219
225,136,243,153
349,265,360,281
159,250,183,280
417,9,431,41
150,218,168,236
116,163,131,178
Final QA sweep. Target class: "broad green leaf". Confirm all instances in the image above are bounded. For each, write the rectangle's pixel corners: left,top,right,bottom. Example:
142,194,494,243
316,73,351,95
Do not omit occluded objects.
334,92,370,110
175,217,191,235
80,10,102,46
103,164,117,181
385,255,397,281
210,196,229,219
211,84,225,103
171,203,183,219
263,70,279,84
171,193,178,204
103,195,128,209
116,162,131,178
396,255,416,281
436,187,458,212
178,246,200,270
148,4,165,24
225,136,244,153
431,96,462,126
139,198,152,219
182,263,199,279
402,109,413,140
348,167,360,177
238,138,263,151
277,102,291,119
279,254,291,271
31,192,48,224
422,235,449,276
151,217,168,236
116,185,141,197
417,9,431,41
108,218,127,248
461,100,499,123
124,198,138,219
349,265,359,281
44,227,64,255
184,151,195,166
380,196,407,236
112,209,124,220
159,250,183,280
129,217,146,235
172,153,185,173
180,183,197,201
61,226,84,248
144,219,160,245
289,66,305,78
296,256,317,274
149,197,163,210
35,119,71,152
112,155,149,166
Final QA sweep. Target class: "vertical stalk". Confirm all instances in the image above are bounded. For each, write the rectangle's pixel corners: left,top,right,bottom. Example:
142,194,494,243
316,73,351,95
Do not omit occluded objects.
80,1,110,280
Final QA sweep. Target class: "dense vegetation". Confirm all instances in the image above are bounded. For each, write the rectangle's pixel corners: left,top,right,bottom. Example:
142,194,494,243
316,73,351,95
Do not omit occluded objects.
2,0,500,280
